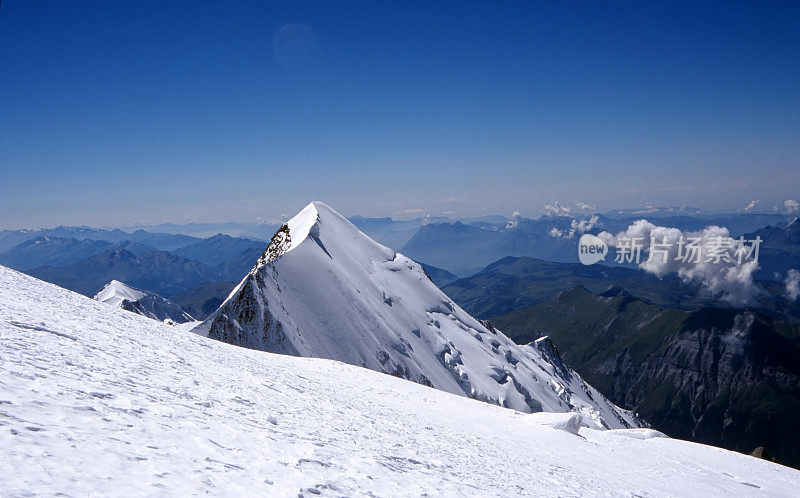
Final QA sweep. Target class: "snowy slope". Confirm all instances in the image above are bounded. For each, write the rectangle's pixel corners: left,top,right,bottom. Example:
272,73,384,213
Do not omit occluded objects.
196,202,639,429
2,266,799,496
94,279,195,323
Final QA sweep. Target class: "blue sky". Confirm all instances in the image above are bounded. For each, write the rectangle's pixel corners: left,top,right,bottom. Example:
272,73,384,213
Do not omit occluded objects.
1,1,799,228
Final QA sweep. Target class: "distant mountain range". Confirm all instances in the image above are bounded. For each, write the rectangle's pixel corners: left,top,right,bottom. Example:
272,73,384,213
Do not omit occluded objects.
0,236,152,271
2,211,792,277
750,218,800,252
0,227,266,299
490,285,800,469
119,215,448,248
441,256,705,318
0,226,200,253
117,221,279,240
743,219,800,281
400,213,792,276
348,215,447,251
26,248,216,298
2,212,797,318
0,226,459,314
170,281,236,320
401,221,569,276
171,233,265,266
441,255,800,328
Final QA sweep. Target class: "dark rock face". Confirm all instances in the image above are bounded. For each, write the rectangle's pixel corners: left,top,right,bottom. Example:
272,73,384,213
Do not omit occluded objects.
206,225,297,350
206,275,297,355
533,336,573,382
493,286,800,469
256,224,291,268
599,310,800,464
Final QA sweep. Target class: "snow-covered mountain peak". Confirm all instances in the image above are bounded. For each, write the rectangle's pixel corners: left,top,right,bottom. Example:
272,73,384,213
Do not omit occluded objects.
273,201,322,253
198,202,643,429
94,279,147,308
94,279,194,324
252,201,392,273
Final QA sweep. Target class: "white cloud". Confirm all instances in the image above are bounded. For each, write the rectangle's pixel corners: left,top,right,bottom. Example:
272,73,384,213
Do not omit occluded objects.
570,215,599,234
744,200,759,212
549,215,600,239
506,211,523,229
785,200,799,214
544,202,572,217
575,201,597,212
598,221,761,307
786,269,800,301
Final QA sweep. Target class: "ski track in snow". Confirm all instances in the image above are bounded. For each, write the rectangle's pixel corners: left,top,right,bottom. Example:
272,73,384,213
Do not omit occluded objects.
1,265,799,496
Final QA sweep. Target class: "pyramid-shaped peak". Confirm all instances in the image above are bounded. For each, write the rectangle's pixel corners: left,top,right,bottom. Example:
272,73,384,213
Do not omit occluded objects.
197,202,643,429
94,280,146,307
292,201,351,232
256,201,392,270
94,279,194,323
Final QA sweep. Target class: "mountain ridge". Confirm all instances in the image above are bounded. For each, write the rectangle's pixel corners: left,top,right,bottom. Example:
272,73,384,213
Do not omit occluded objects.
196,202,642,429
94,279,195,323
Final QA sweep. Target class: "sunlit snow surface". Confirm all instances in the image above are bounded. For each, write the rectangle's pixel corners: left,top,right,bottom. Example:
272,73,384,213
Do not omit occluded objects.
2,266,799,496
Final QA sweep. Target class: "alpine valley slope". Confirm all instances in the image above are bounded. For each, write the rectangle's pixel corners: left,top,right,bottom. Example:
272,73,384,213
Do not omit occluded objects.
196,202,639,429
3,266,800,496
94,279,195,323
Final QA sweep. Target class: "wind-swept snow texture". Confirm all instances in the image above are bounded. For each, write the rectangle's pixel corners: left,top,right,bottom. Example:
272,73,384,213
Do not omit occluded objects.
198,202,639,429
2,267,799,496
94,279,194,323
